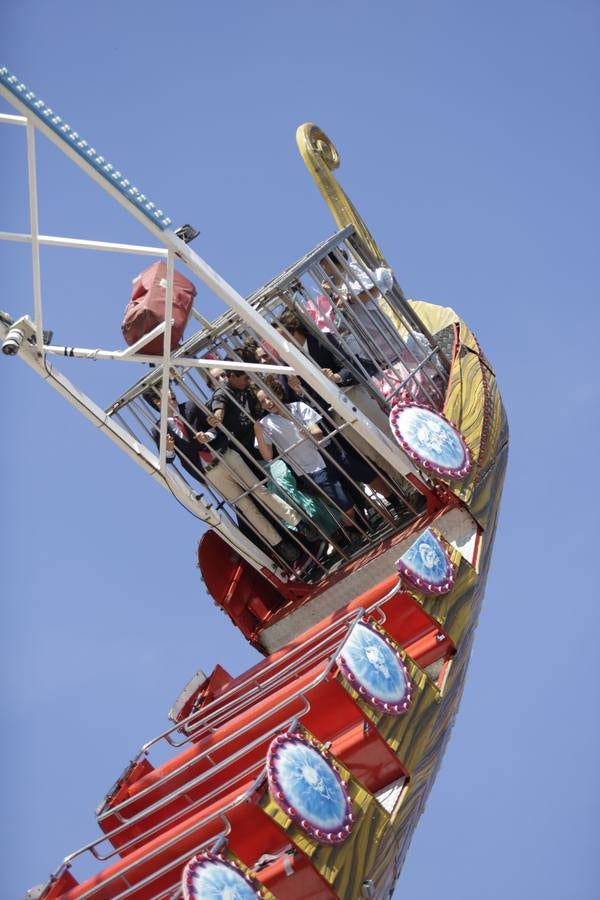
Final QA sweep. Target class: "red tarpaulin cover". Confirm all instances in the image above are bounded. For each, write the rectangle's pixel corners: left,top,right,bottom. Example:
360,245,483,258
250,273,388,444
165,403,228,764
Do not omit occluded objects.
121,261,196,354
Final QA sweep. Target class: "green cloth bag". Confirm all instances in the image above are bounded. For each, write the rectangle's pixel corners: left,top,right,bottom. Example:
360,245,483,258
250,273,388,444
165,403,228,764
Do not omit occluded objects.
264,458,341,537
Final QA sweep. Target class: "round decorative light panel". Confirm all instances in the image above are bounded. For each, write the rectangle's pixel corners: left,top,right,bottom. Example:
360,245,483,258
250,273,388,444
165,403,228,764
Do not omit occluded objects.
182,852,261,900
336,620,412,715
389,403,471,478
267,732,353,844
396,529,456,595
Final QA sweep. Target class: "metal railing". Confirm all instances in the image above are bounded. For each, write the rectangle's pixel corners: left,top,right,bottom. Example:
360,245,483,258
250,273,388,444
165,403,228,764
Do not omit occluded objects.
151,606,386,752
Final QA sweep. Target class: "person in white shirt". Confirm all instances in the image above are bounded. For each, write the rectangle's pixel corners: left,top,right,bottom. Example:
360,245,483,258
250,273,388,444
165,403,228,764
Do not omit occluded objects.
254,381,358,528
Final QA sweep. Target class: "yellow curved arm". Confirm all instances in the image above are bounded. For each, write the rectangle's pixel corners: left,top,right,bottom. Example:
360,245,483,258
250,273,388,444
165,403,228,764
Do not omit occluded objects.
296,123,388,267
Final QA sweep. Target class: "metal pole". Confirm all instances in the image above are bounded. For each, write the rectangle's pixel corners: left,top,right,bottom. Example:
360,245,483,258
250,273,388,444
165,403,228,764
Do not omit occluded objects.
25,121,44,355
0,230,168,257
0,112,26,125
158,251,175,471
42,343,294,374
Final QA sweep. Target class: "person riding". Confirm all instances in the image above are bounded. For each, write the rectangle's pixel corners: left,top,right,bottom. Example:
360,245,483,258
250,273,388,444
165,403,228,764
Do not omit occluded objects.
142,385,215,484
254,379,357,537
275,311,399,504
318,250,398,364
238,338,296,402
144,382,308,568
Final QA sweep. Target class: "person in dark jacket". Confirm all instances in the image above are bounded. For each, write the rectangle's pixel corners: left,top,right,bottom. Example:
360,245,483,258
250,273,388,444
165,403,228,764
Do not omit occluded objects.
277,310,376,388
238,338,296,403
274,311,396,503
207,367,262,461
142,385,307,567
142,386,215,484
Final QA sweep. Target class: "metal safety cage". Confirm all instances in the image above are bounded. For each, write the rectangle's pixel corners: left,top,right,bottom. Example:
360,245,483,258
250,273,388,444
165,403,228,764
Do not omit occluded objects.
104,227,448,583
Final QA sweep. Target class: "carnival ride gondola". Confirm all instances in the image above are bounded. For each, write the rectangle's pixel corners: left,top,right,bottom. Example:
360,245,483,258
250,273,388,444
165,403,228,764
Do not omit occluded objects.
1,67,508,900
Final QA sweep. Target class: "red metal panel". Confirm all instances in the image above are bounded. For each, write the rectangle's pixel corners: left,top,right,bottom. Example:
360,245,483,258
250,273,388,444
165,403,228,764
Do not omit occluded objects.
198,531,289,642
255,850,338,899
331,724,406,794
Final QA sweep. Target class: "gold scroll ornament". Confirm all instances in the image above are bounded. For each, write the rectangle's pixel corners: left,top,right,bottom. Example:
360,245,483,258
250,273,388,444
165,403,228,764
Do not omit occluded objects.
296,123,388,268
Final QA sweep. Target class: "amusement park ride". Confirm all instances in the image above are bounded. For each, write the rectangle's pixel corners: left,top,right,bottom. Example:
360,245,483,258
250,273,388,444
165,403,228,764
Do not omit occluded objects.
1,65,508,900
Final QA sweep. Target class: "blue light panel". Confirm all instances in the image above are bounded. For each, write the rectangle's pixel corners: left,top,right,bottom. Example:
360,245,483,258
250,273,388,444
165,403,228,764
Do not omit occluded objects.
0,66,172,230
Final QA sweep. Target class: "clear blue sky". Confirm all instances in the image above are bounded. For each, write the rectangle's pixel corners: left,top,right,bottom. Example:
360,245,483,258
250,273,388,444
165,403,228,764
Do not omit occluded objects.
1,2,598,898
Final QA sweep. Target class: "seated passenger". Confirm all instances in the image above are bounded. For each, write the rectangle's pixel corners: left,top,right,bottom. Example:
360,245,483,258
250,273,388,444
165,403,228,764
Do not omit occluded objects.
208,366,263,462
306,282,443,410
276,310,397,489
142,385,215,484
239,337,271,366
143,384,308,568
277,309,375,387
254,381,360,534
318,254,445,408
238,338,295,402
318,250,399,364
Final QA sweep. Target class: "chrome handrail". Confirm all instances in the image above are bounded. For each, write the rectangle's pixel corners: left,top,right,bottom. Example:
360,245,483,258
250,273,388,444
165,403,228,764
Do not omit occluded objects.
106,831,226,900
92,705,307,861
101,612,365,826
112,606,368,774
